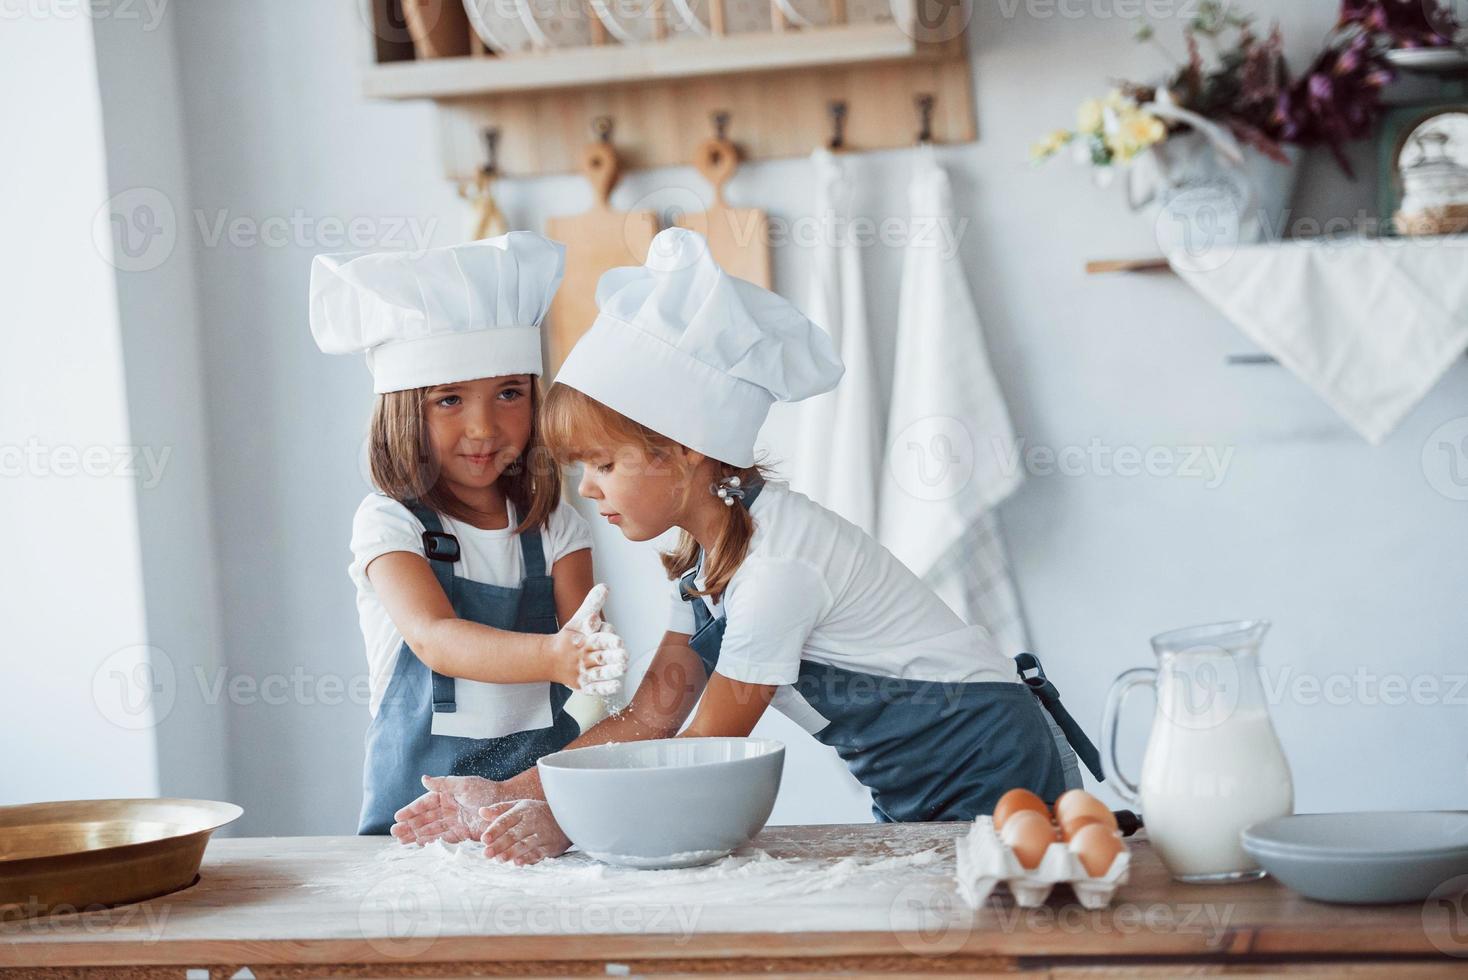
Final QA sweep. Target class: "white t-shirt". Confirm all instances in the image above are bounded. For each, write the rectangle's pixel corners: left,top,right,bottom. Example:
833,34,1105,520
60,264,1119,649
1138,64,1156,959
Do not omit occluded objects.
667,482,1019,733
350,493,593,732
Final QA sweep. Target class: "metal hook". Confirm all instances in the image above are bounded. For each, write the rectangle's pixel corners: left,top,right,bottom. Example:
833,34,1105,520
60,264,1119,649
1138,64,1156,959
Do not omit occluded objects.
711,110,730,141
591,115,614,143
479,126,500,177
827,100,847,151
915,93,934,145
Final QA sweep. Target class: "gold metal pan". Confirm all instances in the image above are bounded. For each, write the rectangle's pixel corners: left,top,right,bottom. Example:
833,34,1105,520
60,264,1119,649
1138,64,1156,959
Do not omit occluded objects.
0,797,242,920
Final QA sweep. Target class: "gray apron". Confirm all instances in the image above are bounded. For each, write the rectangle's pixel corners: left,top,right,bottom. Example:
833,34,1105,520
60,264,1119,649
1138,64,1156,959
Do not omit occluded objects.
680,482,1103,822
357,501,578,835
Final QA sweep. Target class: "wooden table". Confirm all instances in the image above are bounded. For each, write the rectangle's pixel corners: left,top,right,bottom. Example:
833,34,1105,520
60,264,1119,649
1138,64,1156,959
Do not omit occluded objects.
3,824,1464,977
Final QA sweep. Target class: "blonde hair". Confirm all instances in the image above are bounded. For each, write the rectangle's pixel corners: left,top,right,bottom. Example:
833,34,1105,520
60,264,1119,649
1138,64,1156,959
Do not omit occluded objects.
540,383,769,598
367,377,561,534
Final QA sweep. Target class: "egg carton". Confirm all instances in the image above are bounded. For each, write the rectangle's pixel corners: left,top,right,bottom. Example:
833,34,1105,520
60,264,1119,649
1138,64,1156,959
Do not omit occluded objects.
954,816,1130,910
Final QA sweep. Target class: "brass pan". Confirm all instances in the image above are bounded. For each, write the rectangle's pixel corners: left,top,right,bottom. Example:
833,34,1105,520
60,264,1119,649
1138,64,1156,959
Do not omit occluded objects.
0,797,242,920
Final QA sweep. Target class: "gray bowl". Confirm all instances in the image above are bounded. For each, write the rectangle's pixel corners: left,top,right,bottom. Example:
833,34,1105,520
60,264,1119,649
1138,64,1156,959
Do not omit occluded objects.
538,737,785,869
1242,811,1468,904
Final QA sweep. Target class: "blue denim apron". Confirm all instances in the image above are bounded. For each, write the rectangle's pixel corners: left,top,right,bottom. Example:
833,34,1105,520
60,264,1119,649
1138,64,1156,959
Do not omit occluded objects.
357,501,579,835
680,482,1104,823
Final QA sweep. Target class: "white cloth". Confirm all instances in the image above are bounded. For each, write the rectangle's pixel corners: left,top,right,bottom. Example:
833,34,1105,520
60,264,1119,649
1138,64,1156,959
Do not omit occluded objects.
666,482,1018,733
789,148,884,534
554,228,844,468
348,493,593,734
877,146,1030,654
1170,237,1468,444
310,232,565,393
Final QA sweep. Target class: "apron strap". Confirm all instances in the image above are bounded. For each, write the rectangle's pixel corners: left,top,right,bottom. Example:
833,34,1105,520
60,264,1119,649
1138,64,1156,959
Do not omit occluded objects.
1015,652,1105,782
406,500,462,716
518,524,547,579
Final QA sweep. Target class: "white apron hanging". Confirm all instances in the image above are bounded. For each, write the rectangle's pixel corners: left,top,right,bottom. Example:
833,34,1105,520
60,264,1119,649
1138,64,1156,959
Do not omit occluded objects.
878,145,1030,654
788,147,883,534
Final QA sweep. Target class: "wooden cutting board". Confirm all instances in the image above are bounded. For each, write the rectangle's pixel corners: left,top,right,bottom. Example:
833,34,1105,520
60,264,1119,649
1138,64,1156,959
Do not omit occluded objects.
675,135,771,288
545,140,658,377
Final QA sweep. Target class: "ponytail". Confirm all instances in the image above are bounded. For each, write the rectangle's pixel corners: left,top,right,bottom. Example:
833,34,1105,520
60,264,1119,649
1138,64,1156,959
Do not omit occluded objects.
661,461,770,599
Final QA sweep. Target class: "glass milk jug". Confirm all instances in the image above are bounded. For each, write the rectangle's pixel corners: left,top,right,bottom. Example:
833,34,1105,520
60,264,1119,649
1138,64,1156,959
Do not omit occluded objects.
1101,620,1294,882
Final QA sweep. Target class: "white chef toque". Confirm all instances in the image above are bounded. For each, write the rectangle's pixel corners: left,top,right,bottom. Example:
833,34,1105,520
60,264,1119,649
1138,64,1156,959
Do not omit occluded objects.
309,231,565,393
554,228,844,467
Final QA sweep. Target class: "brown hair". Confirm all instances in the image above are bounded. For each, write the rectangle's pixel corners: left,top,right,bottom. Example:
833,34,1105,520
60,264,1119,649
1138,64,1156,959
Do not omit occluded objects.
540,382,769,598
367,377,561,534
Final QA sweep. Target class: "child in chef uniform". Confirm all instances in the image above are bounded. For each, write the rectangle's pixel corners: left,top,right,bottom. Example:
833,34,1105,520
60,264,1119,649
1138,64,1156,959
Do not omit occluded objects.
310,232,629,835
391,228,1103,865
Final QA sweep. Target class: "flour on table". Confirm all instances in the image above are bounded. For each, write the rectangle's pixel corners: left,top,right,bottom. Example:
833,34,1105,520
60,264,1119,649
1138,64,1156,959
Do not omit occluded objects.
308,838,945,907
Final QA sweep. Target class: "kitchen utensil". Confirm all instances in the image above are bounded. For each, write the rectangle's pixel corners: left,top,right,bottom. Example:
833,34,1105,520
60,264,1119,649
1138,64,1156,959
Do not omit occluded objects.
0,798,242,920
543,121,658,376
403,0,474,58
1102,620,1294,883
465,0,537,53
538,737,784,868
1242,811,1468,904
674,119,771,288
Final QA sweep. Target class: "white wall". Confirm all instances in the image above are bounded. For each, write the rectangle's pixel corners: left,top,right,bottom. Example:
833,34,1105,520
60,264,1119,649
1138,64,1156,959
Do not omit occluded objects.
1,12,159,802
92,0,232,809
143,0,1468,833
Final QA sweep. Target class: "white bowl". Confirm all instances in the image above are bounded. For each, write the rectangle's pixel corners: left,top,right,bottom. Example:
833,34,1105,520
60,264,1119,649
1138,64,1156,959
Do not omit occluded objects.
538,737,784,869
1242,811,1468,904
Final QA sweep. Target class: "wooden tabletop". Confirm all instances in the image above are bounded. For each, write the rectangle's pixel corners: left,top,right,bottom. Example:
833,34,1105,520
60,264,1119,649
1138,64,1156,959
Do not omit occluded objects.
2,823,1463,977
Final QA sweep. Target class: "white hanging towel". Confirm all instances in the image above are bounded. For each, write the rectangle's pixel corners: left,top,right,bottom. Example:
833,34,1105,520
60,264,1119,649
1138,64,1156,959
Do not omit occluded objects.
788,148,883,534
1170,238,1468,444
878,145,1030,654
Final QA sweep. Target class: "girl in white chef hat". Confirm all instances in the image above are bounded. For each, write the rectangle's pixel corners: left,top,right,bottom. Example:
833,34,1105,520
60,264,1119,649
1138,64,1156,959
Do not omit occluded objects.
310,231,629,836
391,228,1103,865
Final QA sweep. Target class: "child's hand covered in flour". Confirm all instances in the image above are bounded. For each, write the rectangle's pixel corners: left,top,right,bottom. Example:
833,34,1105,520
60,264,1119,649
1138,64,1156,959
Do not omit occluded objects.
479,799,572,866
390,775,512,846
553,583,628,698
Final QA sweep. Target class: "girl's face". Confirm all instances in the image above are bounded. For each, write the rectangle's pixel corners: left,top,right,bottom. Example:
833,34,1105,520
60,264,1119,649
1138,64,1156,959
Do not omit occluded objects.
576,443,704,542
424,375,533,499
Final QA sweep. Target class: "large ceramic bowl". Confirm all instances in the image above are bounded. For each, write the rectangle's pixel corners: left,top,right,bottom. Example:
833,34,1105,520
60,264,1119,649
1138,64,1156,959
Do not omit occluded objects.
538,737,784,869
1242,811,1468,904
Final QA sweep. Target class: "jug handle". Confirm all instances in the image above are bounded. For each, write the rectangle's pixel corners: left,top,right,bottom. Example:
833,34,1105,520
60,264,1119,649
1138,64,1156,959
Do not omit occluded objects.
1101,666,1156,807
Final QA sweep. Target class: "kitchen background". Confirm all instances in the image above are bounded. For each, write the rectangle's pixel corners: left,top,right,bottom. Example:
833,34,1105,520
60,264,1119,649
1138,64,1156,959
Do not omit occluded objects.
5,0,1467,837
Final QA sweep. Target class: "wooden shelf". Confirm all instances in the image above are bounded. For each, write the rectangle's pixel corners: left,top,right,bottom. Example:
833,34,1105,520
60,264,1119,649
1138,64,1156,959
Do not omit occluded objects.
362,23,957,101
359,0,976,178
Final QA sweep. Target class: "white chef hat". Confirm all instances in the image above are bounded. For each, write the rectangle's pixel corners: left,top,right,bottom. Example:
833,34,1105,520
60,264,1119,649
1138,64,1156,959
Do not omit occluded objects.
554,228,843,467
309,231,565,393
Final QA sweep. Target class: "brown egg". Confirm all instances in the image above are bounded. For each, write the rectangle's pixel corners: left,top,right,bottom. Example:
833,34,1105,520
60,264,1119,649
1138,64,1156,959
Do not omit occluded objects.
1060,815,1102,841
1054,789,1118,836
992,787,1050,830
1069,822,1124,877
1000,809,1058,870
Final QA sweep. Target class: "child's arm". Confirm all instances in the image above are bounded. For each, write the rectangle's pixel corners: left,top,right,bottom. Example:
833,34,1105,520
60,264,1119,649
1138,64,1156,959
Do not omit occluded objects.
678,673,778,738
367,549,622,689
